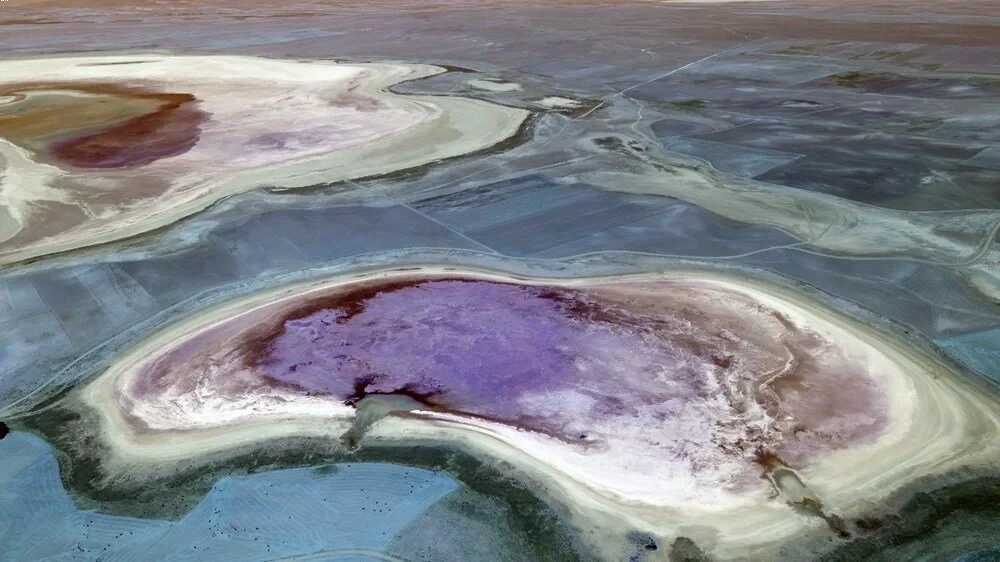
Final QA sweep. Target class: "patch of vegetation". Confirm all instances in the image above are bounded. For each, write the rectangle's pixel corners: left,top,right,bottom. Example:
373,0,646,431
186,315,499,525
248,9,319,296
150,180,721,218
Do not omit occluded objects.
821,478,1000,561
592,136,630,154
592,136,650,156
828,71,879,88
853,50,904,61
313,463,340,475
775,45,820,55
906,119,943,133
673,99,706,109
669,536,711,561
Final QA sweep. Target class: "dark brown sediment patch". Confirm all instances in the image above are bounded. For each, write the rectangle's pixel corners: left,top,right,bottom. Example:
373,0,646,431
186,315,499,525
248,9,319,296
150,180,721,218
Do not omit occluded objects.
50,98,204,169
753,448,787,473
341,372,446,408
0,420,9,440
0,81,206,169
0,84,157,147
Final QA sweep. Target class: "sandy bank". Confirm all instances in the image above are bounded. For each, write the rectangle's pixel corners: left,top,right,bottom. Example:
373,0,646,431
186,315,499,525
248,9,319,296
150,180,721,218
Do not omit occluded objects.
467,78,523,92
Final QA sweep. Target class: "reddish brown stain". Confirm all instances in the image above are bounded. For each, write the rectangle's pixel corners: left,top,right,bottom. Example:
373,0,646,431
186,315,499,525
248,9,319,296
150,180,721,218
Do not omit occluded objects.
752,448,786,472
48,91,206,169
342,373,445,408
240,277,433,370
0,82,207,169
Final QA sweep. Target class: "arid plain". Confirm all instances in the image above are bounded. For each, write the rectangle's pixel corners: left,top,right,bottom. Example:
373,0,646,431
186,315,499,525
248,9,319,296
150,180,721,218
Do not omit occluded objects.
1,1,1000,561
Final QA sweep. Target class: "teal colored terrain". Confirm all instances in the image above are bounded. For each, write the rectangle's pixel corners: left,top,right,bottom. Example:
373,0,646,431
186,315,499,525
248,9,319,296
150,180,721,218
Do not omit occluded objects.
0,432,457,561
